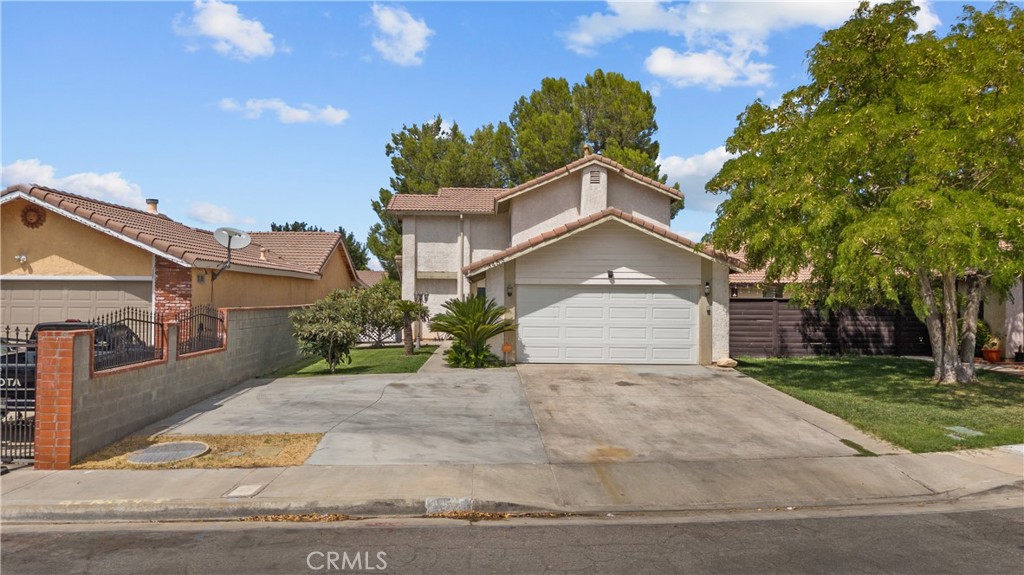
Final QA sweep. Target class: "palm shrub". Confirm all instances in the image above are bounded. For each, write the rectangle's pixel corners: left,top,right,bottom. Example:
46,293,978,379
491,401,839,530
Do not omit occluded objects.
429,296,516,368
290,291,360,373
395,299,429,356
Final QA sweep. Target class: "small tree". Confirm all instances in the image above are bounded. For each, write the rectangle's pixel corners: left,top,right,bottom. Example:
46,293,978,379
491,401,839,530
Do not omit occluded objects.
290,291,360,373
429,296,516,368
353,279,404,347
394,300,428,356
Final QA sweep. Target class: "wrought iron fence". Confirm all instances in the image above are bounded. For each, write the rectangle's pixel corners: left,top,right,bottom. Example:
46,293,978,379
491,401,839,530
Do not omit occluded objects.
175,304,225,355
89,308,165,371
1,326,36,462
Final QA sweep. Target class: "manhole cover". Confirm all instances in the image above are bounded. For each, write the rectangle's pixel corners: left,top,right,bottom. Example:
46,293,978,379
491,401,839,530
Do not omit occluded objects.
127,441,210,465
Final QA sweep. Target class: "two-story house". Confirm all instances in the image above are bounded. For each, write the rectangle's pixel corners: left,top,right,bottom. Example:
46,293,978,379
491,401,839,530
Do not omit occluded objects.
388,152,742,365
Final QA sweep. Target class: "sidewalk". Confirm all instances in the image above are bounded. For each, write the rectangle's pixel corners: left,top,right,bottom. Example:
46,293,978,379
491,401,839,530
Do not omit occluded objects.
2,445,1021,522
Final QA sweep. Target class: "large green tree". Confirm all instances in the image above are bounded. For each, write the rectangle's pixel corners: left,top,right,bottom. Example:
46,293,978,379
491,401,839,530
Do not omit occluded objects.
369,69,674,279
707,1,1023,384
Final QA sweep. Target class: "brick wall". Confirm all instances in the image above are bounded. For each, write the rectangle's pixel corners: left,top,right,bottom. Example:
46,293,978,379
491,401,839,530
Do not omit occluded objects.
32,306,301,468
154,258,192,319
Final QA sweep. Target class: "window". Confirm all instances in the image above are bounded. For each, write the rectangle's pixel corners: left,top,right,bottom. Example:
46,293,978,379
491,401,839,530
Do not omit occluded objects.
476,287,486,298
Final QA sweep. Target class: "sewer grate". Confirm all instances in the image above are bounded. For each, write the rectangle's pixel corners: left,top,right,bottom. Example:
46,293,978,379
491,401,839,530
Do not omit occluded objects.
127,441,210,465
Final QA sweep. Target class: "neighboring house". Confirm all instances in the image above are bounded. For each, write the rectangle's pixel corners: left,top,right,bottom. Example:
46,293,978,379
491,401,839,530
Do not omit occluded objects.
356,270,387,287
729,260,1023,361
388,152,742,365
1,184,364,330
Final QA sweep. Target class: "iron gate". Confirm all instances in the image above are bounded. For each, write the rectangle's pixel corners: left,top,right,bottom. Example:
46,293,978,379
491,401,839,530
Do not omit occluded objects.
1,327,35,462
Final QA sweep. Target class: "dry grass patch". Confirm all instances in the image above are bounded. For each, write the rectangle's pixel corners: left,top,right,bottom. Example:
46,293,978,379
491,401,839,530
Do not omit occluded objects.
73,433,322,470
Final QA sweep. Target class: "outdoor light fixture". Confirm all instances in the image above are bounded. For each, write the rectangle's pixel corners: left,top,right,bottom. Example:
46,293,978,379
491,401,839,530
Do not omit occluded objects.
704,282,711,296
607,270,614,279
731,286,738,298
14,253,28,264
506,284,513,297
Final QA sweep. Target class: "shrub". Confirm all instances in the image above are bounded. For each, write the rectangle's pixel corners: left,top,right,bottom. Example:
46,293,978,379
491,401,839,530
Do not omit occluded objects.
355,279,404,347
429,296,516,368
290,291,360,373
973,319,993,356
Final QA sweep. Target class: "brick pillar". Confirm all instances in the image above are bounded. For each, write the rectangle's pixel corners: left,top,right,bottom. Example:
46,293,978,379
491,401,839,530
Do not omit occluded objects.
34,331,78,470
154,258,192,320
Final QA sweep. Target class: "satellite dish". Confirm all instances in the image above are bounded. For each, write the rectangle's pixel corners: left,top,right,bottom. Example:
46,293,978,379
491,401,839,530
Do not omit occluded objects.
214,227,252,250
211,227,252,281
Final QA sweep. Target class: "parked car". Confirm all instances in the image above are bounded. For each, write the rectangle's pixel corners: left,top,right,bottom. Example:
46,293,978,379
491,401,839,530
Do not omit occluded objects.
1,321,154,415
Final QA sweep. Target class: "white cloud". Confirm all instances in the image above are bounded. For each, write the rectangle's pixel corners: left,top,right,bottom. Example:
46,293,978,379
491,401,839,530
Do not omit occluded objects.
219,98,350,125
1,159,147,209
370,3,434,66
174,0,276,61
567,1,941,90
187,201,255,227
660,146,736,213
645,46,773,90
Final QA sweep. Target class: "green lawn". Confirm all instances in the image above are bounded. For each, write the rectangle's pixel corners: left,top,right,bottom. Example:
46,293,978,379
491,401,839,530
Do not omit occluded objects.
735,356,1024,453
266,345,438,377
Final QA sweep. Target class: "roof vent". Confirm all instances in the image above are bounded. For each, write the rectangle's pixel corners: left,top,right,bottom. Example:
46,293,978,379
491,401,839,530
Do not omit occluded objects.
145,198,159,214
590,170,601,185
259,247,268,261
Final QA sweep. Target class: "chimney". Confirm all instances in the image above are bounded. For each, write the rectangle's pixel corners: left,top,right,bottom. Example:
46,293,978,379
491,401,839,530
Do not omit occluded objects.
145,198,159,214
583,144,592,157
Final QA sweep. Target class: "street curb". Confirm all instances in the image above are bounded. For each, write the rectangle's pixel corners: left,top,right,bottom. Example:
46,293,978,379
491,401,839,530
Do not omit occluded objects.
4,482,1021,523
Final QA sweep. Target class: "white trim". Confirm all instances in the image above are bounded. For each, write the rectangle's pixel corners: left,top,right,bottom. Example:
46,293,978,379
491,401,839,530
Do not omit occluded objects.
496,158,682,205
0,275,153,281
1,191,192,268
466,216,739,280
191,259,321,280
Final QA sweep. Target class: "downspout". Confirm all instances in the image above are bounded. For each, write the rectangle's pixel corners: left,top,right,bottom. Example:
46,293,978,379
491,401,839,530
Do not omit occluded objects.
458,213,465,299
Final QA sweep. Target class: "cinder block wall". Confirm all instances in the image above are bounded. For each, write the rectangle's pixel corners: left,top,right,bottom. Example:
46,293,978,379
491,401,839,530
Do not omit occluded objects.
66,306,300,464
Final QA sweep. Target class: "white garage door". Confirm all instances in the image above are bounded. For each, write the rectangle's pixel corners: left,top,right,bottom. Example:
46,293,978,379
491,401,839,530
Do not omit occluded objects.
517,286,698,364
1,280,152,329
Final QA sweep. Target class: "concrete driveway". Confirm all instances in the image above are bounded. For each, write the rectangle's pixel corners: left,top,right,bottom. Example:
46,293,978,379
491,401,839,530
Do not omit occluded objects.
517,364,895,464
152,351,895,467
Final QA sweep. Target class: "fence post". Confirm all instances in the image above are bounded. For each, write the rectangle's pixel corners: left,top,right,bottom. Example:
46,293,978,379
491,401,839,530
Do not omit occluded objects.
33,331,78,470
771,299,780,357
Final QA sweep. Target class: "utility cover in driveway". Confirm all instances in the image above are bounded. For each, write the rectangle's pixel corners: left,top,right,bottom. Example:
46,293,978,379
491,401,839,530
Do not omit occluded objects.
517,286,698,364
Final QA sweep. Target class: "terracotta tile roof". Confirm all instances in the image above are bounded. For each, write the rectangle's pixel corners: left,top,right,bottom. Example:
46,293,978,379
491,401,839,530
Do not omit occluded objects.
462,208,743,276
356,270,387,286
2,184,352,279
730,267,814,285
387,187,500,214
387,153,683,215
494,153,683,203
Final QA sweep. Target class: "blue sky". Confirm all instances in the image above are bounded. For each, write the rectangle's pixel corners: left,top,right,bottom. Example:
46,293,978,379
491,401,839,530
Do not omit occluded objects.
2,1,976,269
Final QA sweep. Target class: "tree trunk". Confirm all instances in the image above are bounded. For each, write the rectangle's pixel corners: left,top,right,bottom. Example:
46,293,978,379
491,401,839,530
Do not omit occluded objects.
957,273,984,383
917,269,945,381
940,273,961,384
402,312,414,356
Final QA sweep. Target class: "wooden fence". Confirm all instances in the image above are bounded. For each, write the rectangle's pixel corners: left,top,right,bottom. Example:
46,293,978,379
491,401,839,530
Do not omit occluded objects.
729,298,932,358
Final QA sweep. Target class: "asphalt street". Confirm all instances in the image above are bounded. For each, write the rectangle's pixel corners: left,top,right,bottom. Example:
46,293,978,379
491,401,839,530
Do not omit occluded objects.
2,506,1021,574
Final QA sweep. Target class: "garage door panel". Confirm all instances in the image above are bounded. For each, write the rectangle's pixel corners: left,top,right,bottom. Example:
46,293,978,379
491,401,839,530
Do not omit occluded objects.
1,280,152,330
518,285,698,365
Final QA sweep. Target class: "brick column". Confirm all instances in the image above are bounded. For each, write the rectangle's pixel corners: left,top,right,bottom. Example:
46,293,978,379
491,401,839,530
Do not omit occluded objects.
154,258,192,320
34,331,79,470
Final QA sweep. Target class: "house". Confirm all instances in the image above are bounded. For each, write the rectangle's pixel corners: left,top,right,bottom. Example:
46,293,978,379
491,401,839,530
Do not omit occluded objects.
1,184,364,329
388,152,742,365
728,259,1023,361
356,270,388,287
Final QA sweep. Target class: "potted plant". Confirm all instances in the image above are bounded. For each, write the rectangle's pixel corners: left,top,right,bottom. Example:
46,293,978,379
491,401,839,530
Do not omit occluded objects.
981,336,1002,363
1015,345,1024,363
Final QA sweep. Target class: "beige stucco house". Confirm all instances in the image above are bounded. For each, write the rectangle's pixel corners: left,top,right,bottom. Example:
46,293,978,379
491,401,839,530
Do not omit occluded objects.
388,152,742,365
1,184,363,329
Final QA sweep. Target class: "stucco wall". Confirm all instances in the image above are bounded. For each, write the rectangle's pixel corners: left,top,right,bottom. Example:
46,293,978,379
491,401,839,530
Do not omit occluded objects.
1000,278,1023,359
712,262,731,361
510,177,580,244
516,220,702,285
190,247,353,309
2,199,152,277
416,216,461,272
68,306,300,462
605,172,672,227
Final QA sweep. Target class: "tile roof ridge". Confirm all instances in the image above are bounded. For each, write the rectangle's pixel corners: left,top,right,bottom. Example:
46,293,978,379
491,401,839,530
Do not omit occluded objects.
24,184,174,220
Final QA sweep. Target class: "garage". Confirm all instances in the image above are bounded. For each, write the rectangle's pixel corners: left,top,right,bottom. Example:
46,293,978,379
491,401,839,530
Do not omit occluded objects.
517,286,698,364
1,280,152,329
